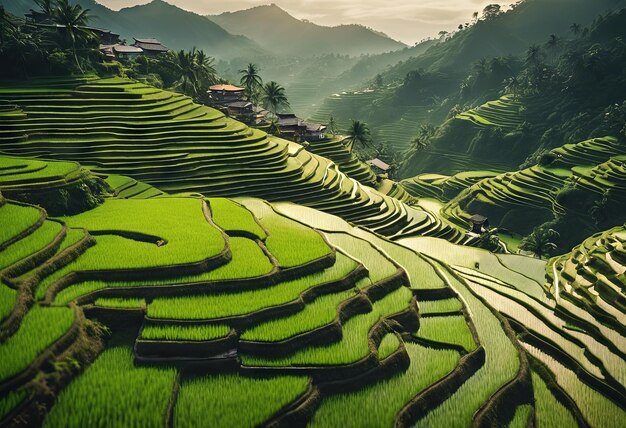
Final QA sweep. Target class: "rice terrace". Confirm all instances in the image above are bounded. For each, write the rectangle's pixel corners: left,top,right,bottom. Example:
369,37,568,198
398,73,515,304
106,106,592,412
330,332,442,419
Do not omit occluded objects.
0,0,625,427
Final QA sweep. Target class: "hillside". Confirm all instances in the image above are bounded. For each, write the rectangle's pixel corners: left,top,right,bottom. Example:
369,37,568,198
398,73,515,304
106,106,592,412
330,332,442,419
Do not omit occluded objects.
0,0,264,60
311,0,626,156
209,4,406,57
1,153,625,426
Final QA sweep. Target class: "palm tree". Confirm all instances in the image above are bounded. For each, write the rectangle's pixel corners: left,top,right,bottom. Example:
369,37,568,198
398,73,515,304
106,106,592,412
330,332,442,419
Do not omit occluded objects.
262,81,289,115
35,0,55,21
520,226,560,258
545,34,561,63
345,120,371,151
0,6,15,47
194,49,217,86
504,76,521,99
473,58,488,76
328,115,338,137
51,0,93,72
570,23,582,37
239,63,263,102
525,44,543,67
170,49,200,97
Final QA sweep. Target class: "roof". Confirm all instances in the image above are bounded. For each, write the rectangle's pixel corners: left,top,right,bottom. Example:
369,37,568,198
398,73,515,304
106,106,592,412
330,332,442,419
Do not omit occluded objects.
305,122,327,132
113,45,143,54
133,39,169,52
367,158,391,171
209,84,245,92
470,214,488,223
226,101,253,109
277,113,297,118
133,38,163,44
278,117,304,127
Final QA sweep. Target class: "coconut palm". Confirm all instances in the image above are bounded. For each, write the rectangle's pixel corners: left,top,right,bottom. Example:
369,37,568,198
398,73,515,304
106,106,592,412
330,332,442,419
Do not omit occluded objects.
170,49,200,97
570,23,582,37
51,0,93,72
345,120,371,151
261,81,289,115
328,115,338,137
34,0,55,21
239,63,263,102
545,34,562,63
194,49,217,86
525,44,543,67
520,226,560,258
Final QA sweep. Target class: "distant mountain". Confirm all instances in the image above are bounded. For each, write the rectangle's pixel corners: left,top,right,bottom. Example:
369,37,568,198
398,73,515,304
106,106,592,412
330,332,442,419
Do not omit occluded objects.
209,4,406,57
0,0,265,60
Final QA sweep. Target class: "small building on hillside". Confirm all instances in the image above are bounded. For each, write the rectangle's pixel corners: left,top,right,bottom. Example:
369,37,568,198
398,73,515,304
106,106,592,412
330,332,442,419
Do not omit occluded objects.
469,214,490,234
100,44,144,60
226,101,254,119
132,38,169,56
208,84,247,106
367,158,391,174
304,122,327,140
277,113,306,140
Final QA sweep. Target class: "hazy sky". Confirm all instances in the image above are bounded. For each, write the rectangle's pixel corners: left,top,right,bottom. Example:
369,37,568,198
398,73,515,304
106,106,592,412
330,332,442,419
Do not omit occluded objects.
97,0,502,44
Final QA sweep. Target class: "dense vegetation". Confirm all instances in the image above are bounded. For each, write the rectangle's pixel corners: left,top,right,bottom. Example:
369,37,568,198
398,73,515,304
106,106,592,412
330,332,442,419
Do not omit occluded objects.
0,0,624,427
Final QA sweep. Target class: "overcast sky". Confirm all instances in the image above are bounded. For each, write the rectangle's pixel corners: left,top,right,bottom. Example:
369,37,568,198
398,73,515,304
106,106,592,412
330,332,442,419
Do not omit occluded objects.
96,0,504,44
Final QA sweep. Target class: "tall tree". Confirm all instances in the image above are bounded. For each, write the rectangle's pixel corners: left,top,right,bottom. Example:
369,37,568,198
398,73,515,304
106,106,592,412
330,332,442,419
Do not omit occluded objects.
170,49,200,97
261,81,289,115
520,226,560,258
545,34,562,63
239,63,263,103
570,23,582,37
35,0,55,21
51,0,93,72
525,44,543,67
328,115,338,137
194,49,217,87
345,120,371,151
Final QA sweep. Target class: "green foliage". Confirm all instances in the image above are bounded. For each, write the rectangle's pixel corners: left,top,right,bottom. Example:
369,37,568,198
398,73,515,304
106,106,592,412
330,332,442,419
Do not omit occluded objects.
174,374,309,428
43,346,176,428
208,197,266,239
415,315,476,352
240,289,357,342
140,324,230,342
147,252,357,320
310,343,459,427
377,333,400,360
520,226,560,259
262,81,289,114
0,306,74,382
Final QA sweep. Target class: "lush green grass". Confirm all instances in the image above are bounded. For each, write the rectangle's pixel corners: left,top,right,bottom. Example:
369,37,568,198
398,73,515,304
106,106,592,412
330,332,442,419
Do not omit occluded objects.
378,333,401,360
324,232,398,284
36,198,227,299
418,298,463,314
147,253,357,320
0,389,27,420
0,306,74,382
241,199,332,268
53,237,273,304
310,343,459,427
208,197,266,239
240,289,357,342
525,344,626,427
140,324,230,341
242,286,413,366
0,284,17,321
43,346,176,428
531,371,576,428
174,374,309,427
0,156,79,185
0,203,41,246
0,221,62,270
508,404,532,428
93,297,145,309
415,269,519,427
415,315,476,352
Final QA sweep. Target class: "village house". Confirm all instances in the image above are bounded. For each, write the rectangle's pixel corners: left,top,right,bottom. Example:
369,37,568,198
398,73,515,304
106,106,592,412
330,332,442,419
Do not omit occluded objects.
367,158,391,175
132,38,170,56
207,84,247,105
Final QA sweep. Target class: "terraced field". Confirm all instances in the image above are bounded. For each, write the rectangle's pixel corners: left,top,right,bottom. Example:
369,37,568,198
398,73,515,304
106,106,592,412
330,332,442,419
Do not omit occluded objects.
443,137,626,241
1,88,625,426
456,95,524,131
0,76,464,243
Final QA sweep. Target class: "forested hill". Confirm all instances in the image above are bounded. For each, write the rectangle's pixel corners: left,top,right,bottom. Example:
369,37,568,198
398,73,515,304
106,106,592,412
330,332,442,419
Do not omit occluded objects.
209,4,406,57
